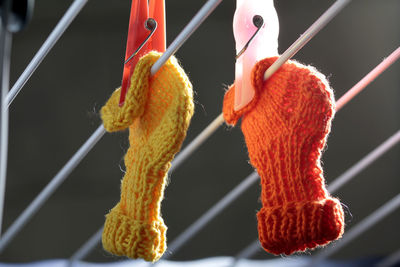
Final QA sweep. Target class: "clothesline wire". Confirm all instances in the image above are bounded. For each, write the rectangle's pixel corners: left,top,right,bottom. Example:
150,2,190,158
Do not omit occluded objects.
233,129,400,263
263,0,351,81
328,130,400,193
376,248,400,267
0,0,225,254
68,227,103,267
336,46,400,110
310,193,400,266
170,113,224,172
0,0,13,237
68,0,352,262
0,125,105,253
5,0,88,108
233,239,260,263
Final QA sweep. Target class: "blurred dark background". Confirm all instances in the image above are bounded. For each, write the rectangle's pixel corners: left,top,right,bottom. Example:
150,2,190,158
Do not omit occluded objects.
0,0,399,263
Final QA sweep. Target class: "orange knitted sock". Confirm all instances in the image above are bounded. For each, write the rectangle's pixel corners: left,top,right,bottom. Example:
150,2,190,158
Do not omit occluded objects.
223,57,344,255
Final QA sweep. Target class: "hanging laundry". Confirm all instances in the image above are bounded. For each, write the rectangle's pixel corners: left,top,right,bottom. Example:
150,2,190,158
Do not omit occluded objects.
223,0,344,255
101,51,194,262
100,0,194,262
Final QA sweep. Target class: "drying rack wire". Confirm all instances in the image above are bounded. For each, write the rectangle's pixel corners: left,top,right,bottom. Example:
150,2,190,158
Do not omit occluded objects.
5,0,89,108
0,0,398,265
0,0,13,236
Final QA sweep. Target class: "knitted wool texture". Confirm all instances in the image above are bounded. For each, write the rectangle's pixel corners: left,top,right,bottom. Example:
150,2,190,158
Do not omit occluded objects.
223,57,344,255
101,52,194,262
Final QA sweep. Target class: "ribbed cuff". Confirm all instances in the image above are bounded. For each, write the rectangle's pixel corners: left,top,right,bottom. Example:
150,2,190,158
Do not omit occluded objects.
102,207,167,262
257,197,344,255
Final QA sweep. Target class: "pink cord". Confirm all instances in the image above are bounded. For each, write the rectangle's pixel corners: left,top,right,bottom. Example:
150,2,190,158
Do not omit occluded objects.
336,46,400,111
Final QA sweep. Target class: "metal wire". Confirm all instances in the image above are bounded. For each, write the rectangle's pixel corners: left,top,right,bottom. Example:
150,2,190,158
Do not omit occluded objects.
263,0,351,81
328,130,400,193
170,114,224,172
234,240,261,262
336,46,400,111
69,226,104,266
5,0,89,108
0,125,106,252
150,0,223,75
0,0,13,236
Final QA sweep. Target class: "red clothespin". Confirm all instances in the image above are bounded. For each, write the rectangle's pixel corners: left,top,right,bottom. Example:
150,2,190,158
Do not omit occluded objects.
149,0,166,53
119,0,166,107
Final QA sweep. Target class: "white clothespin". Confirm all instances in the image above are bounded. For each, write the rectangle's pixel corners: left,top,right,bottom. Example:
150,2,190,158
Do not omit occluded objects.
233,0,280,111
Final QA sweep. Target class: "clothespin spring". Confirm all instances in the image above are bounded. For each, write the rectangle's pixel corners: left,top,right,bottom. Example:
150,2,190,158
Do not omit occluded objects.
235,15,264,59
124,18,158,65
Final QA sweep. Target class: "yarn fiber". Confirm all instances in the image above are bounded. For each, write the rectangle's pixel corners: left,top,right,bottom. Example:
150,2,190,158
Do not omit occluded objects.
223,57,344,255
101,52,194,262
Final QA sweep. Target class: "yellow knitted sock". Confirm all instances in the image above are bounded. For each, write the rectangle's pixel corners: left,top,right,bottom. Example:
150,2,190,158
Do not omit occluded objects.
100,51,194,262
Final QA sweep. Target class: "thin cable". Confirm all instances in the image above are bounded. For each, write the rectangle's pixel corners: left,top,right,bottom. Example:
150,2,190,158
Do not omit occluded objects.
235,240,261,261
311,194,400,266
264,0,351,80
336,46,400,110
69,226,104,266
376,248,400,267
328,130,400,193
233,129,400,261
0,0,13,236
170,114,224,172
229,240,262,267
0,125,106,253
5,0,89,108
150,0,223,75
